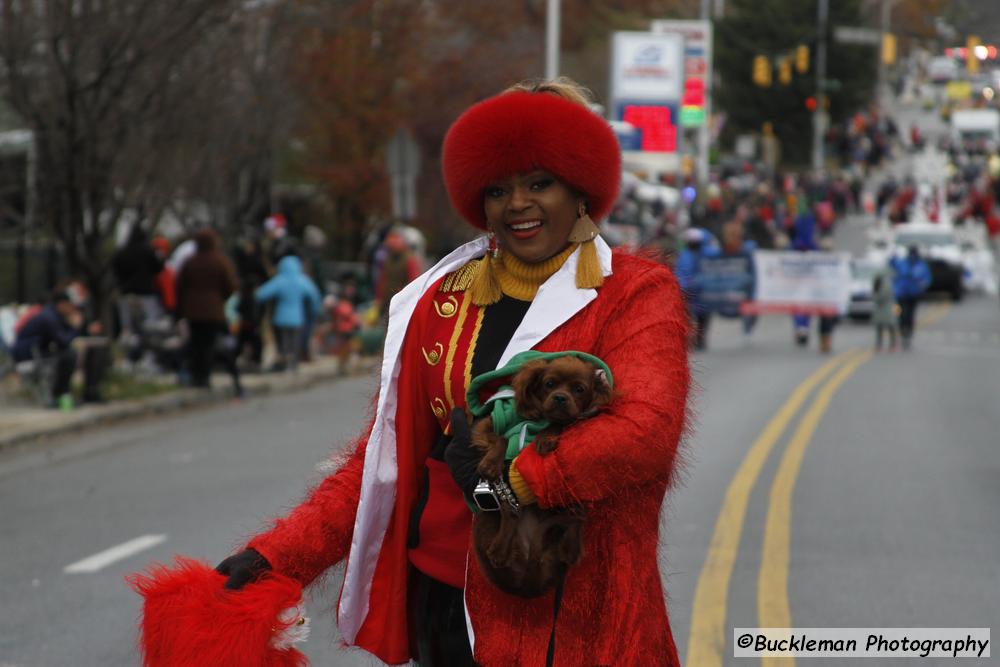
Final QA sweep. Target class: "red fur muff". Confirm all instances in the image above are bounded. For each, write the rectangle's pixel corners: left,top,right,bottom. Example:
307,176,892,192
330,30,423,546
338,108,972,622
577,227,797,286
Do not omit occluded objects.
441,91,622,229
126,556,308,667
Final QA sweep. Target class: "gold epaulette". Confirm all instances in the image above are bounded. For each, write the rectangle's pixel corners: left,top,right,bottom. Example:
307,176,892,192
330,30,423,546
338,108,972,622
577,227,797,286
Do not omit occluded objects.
438,258,482,293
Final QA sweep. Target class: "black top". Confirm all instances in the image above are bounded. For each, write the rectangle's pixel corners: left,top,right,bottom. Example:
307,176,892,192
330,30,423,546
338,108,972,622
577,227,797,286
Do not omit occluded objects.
470,295,532,379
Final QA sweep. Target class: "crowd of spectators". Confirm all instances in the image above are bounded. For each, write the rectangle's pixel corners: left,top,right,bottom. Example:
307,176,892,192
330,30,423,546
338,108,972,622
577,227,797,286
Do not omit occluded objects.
1,214,420,409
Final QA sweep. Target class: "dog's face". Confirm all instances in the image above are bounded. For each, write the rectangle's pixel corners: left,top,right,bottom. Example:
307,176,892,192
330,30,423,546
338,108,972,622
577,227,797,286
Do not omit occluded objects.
512,356,613,424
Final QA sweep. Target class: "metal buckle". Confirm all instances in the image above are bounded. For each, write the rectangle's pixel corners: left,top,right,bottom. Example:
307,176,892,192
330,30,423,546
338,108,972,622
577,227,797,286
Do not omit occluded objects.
472,479,501,512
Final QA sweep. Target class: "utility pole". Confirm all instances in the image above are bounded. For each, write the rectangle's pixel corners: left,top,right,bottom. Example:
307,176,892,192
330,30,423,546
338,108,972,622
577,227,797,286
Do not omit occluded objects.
545,0,561,80
811,0,829,172
877,0,898,112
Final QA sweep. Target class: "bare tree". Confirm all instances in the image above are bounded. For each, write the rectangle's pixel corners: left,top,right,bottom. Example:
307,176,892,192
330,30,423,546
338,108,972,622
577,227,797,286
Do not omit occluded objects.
0,0,243,315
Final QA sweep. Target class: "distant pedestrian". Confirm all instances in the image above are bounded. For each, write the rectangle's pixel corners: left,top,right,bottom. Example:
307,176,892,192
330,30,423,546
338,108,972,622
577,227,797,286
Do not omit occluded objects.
262,213,299,268
150,236,176,315
871,266,898,351
789,201,838,352
674,227,714,350
719,222,757,339
890,246,932,350
375,229,421,321
11,287,107,406
254,254,321,373
112,225,164,359
233,237,269,370
175,229,243,396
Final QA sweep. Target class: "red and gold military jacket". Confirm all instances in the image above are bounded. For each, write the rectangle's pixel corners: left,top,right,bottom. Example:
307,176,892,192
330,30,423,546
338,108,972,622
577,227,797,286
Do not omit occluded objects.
249,237,690,666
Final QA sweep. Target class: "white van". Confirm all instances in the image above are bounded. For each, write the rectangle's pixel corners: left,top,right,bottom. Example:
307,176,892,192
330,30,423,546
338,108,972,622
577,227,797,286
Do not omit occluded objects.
950,108,1000,152
929,57,959,84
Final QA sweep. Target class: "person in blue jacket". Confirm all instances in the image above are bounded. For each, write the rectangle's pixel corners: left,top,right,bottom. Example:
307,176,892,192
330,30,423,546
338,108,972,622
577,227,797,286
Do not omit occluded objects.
890,245,932,350
789,201,839,352
675,227,718,350
255,255,321,372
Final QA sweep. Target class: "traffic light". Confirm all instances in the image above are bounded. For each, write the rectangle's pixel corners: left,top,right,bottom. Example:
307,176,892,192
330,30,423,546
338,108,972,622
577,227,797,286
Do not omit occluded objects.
753,55,772,87
779,59,792,85
882,33,897,65
967,35,980,74
795,45,809,74
805,96,817,112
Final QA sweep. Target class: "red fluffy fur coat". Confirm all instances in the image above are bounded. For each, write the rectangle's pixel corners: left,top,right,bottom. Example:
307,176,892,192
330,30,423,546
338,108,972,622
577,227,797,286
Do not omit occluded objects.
127,557,307,667
248,251,690,666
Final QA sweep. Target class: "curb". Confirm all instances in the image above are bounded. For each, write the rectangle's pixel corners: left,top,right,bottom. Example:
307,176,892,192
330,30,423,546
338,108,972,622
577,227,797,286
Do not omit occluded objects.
0,359,380,452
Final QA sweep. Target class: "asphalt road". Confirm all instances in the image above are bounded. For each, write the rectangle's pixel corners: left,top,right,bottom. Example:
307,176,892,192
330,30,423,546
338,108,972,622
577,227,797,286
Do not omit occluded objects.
2,110,997,667
1,280,997,667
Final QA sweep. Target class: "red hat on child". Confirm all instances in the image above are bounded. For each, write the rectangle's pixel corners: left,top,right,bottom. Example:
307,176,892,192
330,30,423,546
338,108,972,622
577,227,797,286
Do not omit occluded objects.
442,91,621,230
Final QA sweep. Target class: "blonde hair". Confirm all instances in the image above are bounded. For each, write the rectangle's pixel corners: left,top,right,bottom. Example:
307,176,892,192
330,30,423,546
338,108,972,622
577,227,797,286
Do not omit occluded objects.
503,76,594,108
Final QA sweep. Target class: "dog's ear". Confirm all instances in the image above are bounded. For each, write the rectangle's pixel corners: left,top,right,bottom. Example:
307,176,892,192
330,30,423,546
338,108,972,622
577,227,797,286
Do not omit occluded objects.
512,359,548,420
590,367,615,409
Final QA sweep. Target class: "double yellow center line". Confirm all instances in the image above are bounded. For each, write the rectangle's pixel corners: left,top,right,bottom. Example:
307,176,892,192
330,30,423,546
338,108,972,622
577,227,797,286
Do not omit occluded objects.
686,348,872,666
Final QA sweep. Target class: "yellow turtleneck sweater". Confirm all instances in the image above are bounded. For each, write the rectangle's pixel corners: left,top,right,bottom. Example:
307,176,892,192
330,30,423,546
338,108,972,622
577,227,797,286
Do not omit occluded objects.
493,243,578,301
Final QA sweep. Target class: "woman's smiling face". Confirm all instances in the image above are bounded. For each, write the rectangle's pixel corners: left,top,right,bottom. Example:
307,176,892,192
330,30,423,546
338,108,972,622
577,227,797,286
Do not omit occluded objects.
483,170,583,264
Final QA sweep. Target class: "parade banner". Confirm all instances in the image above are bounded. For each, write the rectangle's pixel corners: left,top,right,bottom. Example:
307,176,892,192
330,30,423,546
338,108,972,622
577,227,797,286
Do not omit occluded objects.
697,253,754,318
743,251,851,316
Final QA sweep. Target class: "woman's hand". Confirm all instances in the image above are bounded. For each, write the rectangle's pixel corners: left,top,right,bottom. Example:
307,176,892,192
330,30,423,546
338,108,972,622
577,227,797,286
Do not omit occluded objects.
215,548,271,590
444,408,483,500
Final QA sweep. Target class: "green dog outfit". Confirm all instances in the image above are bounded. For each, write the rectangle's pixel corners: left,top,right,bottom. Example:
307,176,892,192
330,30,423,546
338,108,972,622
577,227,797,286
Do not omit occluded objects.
466,350,614,461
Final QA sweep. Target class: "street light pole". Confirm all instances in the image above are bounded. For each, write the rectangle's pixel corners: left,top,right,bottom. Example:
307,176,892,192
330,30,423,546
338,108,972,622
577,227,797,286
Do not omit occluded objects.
545,0,561,80
877,0,898,112
812,0,829,172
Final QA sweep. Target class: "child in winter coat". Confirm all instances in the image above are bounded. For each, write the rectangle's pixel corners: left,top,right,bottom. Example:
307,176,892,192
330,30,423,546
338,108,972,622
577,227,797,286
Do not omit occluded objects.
871,267,898,351
255,255,321,372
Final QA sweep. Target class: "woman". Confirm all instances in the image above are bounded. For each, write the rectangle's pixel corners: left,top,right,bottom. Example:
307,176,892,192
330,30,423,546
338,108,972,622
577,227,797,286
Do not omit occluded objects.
175,228,243,397
216,79,690,666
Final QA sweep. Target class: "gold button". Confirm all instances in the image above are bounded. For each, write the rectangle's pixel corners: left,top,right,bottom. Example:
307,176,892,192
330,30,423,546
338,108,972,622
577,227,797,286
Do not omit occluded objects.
434,296,459,318
430,398,447,419
422,342,443,366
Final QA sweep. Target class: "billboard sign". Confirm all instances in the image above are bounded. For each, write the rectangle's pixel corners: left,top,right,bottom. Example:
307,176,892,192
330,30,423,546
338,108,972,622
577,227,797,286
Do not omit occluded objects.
610,31,684,157
651,19,713,88
610,31,684,103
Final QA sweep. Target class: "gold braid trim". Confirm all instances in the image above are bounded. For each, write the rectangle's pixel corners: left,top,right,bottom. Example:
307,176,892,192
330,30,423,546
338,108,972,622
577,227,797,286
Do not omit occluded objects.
439,259,483,293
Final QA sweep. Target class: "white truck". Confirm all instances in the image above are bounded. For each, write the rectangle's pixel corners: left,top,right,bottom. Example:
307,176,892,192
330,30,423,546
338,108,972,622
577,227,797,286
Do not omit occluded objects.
950,108,1000,152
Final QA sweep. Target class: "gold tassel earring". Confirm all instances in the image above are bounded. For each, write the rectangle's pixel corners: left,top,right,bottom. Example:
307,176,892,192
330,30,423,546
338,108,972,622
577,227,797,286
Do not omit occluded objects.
470,228,503,306
571,202,603,289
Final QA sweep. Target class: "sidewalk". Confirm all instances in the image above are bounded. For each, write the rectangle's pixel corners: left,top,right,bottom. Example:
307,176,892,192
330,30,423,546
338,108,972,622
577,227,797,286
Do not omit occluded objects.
0,355,381,451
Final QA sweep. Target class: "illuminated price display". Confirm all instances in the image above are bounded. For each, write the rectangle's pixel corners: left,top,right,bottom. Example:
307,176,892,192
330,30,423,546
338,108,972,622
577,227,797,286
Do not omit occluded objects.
622,105,677,152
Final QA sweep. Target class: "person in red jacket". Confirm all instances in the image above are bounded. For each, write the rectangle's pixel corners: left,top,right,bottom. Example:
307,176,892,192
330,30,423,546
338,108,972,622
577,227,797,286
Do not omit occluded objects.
215,79,691,666
150,236,176,314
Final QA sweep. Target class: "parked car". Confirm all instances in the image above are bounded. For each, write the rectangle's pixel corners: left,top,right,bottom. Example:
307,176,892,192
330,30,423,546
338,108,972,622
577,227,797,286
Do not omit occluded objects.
955,224,999,295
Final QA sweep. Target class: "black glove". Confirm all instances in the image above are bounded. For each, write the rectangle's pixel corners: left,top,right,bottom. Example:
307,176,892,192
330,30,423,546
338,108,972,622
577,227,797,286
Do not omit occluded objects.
215,548,271,590
444,408,483,502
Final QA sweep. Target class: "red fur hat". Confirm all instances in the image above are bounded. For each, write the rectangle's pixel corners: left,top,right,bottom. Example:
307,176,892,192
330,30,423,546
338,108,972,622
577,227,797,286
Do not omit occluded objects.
127,557,308,667
442,91,621,230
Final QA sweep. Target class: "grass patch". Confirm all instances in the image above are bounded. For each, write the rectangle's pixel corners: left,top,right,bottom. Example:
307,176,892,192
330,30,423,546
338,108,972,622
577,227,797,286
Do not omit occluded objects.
76,370,177,402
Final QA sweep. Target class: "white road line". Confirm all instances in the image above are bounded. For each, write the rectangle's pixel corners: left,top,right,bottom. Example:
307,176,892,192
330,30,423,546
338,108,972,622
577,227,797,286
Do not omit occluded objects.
64,534,167,574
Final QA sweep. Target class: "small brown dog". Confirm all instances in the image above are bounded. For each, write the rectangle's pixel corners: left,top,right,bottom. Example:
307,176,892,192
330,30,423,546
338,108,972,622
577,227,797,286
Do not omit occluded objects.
470,355,614,597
